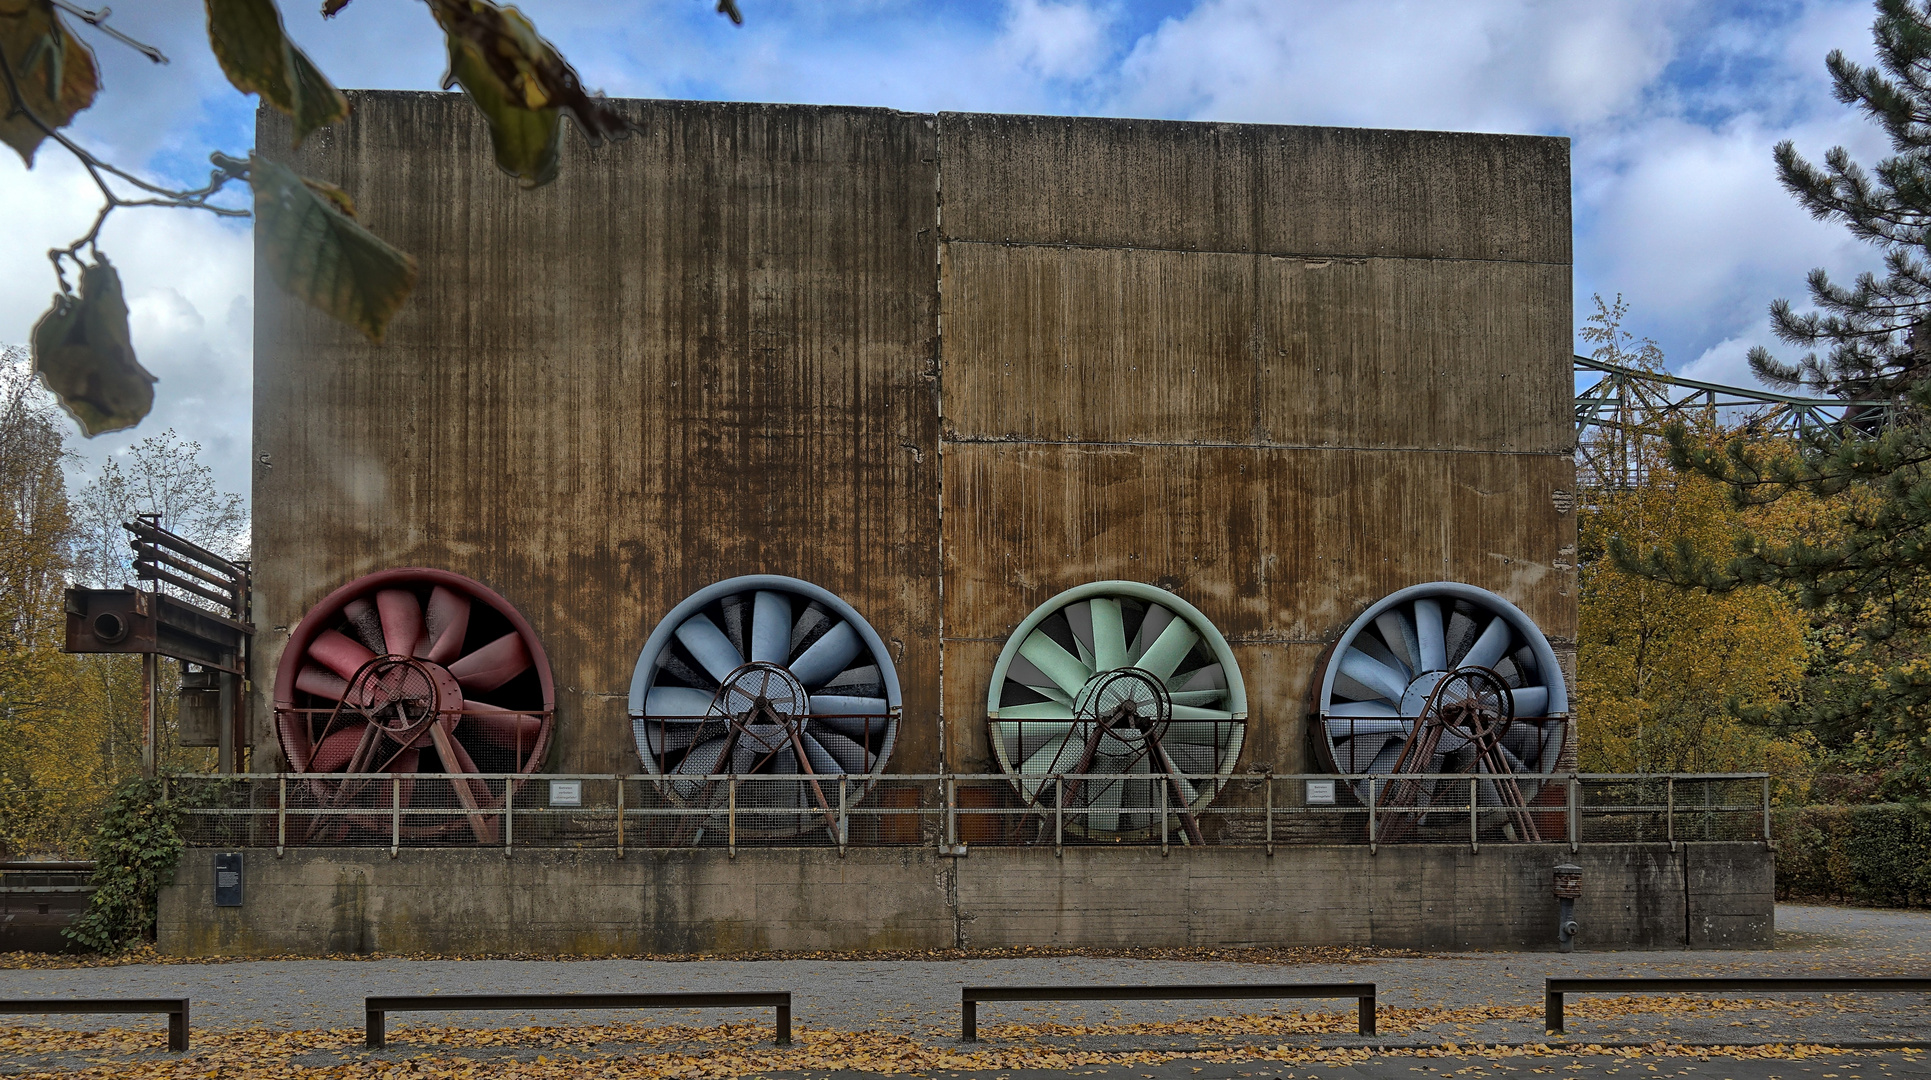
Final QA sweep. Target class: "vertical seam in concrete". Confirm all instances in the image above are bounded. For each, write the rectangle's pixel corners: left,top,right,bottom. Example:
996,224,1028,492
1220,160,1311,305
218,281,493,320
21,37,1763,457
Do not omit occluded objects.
933,113,948,776
1680,842,1691,949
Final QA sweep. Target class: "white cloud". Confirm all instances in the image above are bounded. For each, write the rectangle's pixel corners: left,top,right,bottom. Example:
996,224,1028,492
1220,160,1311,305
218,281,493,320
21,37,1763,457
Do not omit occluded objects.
998,0,1118,82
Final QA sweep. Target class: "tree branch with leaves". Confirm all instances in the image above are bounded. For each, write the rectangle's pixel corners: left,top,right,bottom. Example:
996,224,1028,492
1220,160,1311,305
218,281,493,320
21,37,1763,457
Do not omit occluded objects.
2,0,742,437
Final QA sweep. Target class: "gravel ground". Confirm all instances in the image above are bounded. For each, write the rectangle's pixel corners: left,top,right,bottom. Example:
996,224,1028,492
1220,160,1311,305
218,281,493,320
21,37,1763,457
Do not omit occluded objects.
1,904,1928,1061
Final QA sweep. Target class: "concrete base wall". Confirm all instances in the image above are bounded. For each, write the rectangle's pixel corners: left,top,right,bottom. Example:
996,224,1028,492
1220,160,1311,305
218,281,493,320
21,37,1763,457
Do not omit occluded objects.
158,843,1771,956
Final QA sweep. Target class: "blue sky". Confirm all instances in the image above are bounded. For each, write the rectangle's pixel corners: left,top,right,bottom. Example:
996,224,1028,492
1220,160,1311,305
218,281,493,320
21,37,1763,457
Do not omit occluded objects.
0,0,1901,500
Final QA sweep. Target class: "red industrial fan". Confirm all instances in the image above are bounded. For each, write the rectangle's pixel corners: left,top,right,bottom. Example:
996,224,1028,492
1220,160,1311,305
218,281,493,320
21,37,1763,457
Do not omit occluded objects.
273,568,554,842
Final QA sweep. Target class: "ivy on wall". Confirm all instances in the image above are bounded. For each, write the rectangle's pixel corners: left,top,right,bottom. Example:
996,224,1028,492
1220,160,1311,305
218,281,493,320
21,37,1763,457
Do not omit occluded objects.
63,778,187,953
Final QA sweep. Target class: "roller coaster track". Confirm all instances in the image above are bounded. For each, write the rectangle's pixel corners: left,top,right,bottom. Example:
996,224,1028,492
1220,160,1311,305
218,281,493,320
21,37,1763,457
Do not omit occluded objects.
1573,354,1904,488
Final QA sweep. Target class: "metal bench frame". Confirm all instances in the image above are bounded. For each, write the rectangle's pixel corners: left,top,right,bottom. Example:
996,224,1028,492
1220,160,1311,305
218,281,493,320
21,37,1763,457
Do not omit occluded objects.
1545,977,1931,1034
0,998,190,1052
362,991,792,1048
958,982,1377,1041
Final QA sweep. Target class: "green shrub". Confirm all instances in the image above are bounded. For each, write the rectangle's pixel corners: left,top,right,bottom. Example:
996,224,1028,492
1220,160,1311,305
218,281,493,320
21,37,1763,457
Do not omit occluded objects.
1775,803,1931,906
63,777,187,953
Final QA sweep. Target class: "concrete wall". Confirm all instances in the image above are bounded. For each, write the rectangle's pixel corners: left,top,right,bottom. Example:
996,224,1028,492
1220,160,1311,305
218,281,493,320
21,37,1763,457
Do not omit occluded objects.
159,842,1768,955
252,95,1574,782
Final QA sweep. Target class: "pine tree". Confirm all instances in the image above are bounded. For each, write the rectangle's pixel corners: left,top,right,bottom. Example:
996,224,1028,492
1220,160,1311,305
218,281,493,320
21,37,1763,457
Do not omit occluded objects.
1751,0,1931,425
1619,1,1931,778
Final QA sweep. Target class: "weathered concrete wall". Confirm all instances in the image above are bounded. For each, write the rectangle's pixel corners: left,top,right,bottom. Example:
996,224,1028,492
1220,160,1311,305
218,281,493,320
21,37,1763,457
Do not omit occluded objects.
935,116,1575,781
159,843,1766,955
252,96,1573,782
252,96,942,775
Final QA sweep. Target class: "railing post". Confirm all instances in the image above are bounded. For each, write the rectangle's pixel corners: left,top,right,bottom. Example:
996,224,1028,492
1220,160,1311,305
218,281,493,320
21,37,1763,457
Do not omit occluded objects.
615,774,625,858
1567,774,1580,853
504,777,514,858
390,775,401,859
276,774,286,858
838,774,849,856
727,775,738,858
1368,776,1378,855
1160,773,1170,855
1469,775,1479,853
1054,775,1063,857
1263,773,1273,857
1762,774,1773,847
944,774,957,851
1666,776,1676,851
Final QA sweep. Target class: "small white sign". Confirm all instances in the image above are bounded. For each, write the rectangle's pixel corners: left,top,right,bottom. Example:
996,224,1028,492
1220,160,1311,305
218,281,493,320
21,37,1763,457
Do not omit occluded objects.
1305,779,1337,806
549,779,583,807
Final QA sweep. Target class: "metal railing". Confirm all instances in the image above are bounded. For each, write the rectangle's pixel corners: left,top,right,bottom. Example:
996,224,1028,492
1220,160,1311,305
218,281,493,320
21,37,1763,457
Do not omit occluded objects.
167,772,1771,853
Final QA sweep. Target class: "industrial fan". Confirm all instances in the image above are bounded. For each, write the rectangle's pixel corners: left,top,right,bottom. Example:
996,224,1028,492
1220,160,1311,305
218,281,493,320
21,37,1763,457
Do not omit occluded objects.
273,569,555,843
986,581,1247,840
628,575,902,838
1310,581,1569,833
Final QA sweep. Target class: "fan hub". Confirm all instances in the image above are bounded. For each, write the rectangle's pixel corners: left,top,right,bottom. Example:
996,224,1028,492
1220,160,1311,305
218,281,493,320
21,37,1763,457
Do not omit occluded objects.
1398,669,1449,716
716,661,810,754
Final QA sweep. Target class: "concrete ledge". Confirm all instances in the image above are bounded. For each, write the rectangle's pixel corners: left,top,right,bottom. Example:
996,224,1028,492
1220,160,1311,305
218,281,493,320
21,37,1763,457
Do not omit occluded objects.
158,843,1771,956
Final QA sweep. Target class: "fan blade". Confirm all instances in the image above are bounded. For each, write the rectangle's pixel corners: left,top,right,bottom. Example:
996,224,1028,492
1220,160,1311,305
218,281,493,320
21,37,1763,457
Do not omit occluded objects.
1366,739,1407,773
810,695,890,740
822,664,883,695
1324,717,1411,738
1171,663,1225,693
295,663,354,703
1130,604,1175,664
447,631,532,692
991,720,1078,760
1509,685,1551,716
673,737,729,776
810,729,873,773
309,629,378,683
1085,777,1125,832
674,614,743,684
307,722,369,772
1461,615,1513,671
994,700,1076,720
718,594,749,659
1064,602,1097,669
1337,733,1400,772
1019,630,1091,699
462,700,544,749
646,686,719,719
1170,704,1234,720
1090,597,1129,671
1327,701,1400,718
1375,611,1419,673
1134,612,1199,682
375,589,425,658
790,621,863,687
749,591,793,664
1338,647,1409,703
1163,721,1235,746
809,694,888,716
342,598,386,654
1354,631,1410,683
1019,732,1077,774
797,732,848,775
1414,599,1447,670
421,586,471,664
1167,689,1226,707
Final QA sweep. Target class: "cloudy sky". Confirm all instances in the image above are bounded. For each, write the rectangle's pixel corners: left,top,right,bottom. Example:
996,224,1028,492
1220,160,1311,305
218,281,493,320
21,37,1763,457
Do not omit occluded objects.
0,0,1901,503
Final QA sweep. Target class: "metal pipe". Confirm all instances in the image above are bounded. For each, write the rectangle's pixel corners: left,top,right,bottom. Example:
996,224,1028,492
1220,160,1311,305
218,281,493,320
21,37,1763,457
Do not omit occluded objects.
503,779,513,858
1160,774,1169,855
390,776,400,859
615,774,625,859
276,774,286,858
1263,773,1273,857
1567,774,1580,853
1368,777,1378,855
1666,776,1676,852
727,776,737,858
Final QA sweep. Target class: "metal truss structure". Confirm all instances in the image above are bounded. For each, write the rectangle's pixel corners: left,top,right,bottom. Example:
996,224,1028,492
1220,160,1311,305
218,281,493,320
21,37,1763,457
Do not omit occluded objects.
1573,354,1902,489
